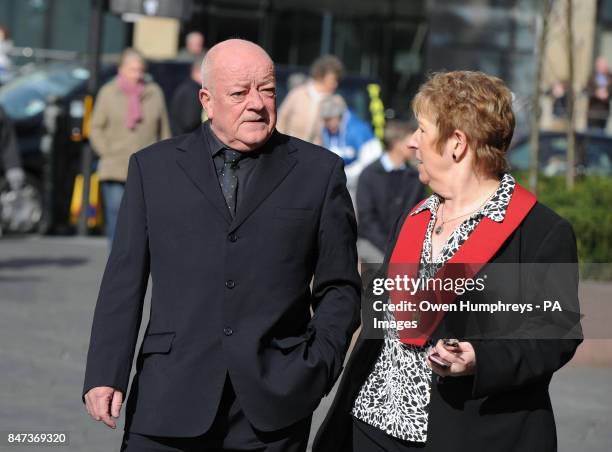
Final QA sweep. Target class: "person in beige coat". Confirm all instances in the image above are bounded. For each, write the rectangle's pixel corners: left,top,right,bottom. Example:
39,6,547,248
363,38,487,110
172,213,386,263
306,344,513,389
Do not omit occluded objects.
276,55,343,144
90,48,170,243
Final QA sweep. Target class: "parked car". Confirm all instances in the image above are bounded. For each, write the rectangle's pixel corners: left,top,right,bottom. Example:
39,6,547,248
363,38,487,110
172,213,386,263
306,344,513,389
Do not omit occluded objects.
0,63,112,233
0,60,383,234
508,131,612,177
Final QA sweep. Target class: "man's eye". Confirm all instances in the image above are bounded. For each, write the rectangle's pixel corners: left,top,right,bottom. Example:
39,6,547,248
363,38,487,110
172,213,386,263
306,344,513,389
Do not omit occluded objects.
231,92,245,98
261,88,276,97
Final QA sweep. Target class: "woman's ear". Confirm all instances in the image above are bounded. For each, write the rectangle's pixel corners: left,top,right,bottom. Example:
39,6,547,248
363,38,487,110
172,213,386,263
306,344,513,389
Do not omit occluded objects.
452,130,468,162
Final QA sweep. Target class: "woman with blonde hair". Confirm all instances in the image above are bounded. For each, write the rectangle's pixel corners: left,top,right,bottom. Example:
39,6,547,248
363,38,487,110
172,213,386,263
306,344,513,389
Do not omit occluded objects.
314,71,582,452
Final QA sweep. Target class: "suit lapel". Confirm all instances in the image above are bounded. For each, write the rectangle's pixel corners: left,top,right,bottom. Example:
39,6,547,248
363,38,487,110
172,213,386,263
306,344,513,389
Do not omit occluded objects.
176,125,232,225
228,132,297,233
448,184,536,264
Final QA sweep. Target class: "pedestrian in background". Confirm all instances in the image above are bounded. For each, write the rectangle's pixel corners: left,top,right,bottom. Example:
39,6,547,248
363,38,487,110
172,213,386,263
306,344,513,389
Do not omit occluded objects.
89,48,170,244
549,80,568,119
586,56,612,130
170,54,205,135
0,25,14,84
287,72,307,92
277,54,343,144
355,120,424,263
177,31,206,59
319,94,382,198
0,104,24,192
0,104,24,236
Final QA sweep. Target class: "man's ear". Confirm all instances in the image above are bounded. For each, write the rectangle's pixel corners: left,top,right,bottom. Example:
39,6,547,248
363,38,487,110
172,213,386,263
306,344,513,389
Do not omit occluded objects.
199,88,213,119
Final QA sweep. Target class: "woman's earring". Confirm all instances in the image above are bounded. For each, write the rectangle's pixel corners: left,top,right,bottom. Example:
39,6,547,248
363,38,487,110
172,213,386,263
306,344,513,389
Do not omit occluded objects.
452,154,457,161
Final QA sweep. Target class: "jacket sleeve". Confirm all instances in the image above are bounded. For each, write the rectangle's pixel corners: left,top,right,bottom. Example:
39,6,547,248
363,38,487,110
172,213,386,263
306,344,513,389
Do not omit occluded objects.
276,89,296,135
157,87,172,140
344,138,382,188
169,85,188,136
471,218,583,398
82,154,150,400
309,157,361,393
356,169,387,253
89,87,111,157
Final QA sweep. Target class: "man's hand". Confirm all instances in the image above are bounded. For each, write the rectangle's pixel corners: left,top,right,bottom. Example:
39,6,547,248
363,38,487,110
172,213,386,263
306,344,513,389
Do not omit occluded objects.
427,339,476,377
84,386,123,429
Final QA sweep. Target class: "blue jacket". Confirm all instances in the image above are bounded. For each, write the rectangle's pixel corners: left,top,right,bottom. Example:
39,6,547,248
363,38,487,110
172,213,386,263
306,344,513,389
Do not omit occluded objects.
322,110,375,166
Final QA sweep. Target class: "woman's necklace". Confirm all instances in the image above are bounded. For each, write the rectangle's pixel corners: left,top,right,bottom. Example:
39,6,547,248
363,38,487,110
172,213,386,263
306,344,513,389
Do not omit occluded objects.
434,186,499,235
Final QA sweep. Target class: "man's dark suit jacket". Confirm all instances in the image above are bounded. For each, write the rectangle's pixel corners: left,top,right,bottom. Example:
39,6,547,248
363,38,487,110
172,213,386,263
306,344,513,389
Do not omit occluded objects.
82,123,361,437
313,199,582,452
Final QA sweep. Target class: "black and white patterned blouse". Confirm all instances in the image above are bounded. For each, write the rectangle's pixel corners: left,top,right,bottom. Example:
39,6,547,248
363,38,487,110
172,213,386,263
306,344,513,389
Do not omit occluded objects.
351,174,516,443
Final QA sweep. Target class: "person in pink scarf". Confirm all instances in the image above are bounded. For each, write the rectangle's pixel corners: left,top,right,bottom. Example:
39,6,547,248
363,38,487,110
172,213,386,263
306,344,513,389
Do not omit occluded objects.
90,48,170,245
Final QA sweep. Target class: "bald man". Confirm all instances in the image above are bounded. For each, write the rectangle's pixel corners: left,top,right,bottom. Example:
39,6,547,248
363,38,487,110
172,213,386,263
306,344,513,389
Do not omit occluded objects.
82,39,360,451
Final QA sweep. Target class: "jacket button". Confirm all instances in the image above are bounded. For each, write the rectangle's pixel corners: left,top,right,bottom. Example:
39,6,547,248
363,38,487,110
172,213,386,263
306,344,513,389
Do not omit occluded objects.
228,234,238,242
225,280,236,289
223,327,233,336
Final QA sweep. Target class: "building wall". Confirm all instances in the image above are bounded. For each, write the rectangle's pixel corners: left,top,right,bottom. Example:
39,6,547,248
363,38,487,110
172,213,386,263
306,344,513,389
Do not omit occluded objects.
185,0,428,118
426,0,538,133
0,0,127,56
541,0,597,131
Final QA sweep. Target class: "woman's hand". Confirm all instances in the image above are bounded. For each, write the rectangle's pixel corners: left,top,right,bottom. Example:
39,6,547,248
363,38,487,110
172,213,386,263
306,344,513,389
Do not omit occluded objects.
427,339,476,377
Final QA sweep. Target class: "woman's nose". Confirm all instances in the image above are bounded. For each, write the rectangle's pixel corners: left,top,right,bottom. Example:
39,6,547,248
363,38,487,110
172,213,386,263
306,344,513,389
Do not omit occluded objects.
407,131,419,149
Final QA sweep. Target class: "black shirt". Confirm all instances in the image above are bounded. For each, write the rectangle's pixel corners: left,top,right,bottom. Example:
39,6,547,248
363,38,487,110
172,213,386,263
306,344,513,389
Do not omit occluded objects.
204,121,260,214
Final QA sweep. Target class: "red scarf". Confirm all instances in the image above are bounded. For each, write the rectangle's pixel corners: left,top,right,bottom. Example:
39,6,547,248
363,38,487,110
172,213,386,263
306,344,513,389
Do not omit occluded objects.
117,74,144,130
387,183,537,346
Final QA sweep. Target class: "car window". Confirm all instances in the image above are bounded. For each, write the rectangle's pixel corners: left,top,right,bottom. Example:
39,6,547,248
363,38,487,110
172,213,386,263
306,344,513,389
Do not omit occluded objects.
585,138,612,176
510,135,570,175
508,140,530,170
0,66,89,120
541,137,568,176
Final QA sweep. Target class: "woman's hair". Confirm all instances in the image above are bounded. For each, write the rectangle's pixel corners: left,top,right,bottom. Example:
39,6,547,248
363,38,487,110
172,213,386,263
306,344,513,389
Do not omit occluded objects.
412,71,515,178
310,55,344,81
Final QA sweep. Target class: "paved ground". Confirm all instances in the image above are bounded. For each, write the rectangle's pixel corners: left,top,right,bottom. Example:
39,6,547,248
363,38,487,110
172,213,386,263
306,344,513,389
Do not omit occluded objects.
0,236,610,451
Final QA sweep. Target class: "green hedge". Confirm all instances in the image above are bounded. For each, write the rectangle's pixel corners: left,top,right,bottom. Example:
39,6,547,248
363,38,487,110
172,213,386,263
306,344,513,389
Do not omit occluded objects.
514,173,612,279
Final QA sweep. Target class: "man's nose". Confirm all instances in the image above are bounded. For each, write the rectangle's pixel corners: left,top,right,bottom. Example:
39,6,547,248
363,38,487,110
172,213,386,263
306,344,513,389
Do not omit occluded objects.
246,89,265,110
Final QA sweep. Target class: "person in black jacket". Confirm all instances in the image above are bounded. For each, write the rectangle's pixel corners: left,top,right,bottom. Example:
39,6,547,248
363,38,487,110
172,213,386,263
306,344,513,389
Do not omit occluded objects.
83,39,360,452
0,105,24,190
313,71,582,452
0,104,25,236
170,54,205,136
356,120,424,262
